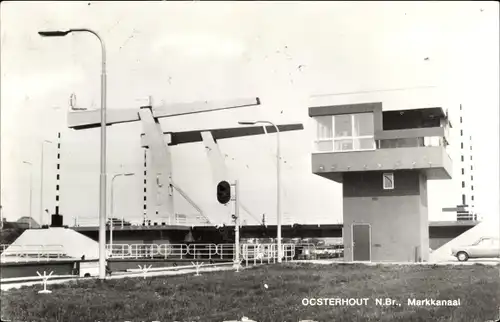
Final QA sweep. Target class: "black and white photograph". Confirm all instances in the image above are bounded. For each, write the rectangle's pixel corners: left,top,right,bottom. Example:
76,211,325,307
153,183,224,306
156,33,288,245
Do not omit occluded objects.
0,1,499,321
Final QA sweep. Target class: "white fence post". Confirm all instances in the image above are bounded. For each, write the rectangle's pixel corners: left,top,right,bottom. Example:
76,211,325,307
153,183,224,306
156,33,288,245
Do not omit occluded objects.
36,271,54,294
191,261,204,276
138,264,152,279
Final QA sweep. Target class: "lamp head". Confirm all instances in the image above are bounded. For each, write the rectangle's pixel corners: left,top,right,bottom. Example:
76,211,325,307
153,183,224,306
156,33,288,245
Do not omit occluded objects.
238,121,257,125
38,30,71,37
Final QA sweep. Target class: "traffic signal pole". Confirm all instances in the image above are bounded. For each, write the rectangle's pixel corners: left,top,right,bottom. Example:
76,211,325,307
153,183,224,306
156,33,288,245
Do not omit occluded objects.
217,179,240,269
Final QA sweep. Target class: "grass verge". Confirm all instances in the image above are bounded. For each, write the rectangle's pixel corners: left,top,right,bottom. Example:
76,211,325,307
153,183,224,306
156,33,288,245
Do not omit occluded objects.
1,263,499,322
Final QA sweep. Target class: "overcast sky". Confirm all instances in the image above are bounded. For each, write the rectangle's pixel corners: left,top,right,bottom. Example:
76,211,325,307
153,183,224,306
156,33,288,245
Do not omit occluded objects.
1,1,498,226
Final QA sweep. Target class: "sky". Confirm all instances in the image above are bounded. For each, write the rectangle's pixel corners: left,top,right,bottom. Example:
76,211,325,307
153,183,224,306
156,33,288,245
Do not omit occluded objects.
1,1,499,227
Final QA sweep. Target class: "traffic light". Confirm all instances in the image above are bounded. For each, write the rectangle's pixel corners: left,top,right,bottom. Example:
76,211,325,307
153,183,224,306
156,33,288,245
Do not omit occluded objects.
217,180,231,204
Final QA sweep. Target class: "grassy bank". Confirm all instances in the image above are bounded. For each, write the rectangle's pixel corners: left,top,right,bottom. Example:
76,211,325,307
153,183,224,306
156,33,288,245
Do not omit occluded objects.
1,263,499,322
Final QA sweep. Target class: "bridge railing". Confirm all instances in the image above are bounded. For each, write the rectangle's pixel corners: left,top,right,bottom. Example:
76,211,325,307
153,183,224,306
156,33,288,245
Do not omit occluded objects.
105,243,298,262
129,244,157,259
106,244,191,260
107,244,131,258
73,216,214,228
188,244,218,260
165,244,189,259
218,244,236,260
0,244,67,263
238,243,296,265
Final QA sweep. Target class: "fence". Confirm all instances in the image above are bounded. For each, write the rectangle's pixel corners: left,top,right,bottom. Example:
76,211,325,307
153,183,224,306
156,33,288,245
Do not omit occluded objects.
106,243,298,262
239,243,296,265
0,244,68,263
106,243,344,261
0,242,343,263
73,216,213,228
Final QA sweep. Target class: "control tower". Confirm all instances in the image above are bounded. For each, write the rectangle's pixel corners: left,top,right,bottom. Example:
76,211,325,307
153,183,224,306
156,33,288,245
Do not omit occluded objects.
309,101,452,262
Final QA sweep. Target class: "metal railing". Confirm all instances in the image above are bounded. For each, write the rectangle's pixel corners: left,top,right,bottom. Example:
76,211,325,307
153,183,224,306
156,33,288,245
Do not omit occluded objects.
240,243,296,266
457,213,477,221
0,244,68,263
218,244,237,260
377,136,446,149
105,243,298,262
74,216,214,228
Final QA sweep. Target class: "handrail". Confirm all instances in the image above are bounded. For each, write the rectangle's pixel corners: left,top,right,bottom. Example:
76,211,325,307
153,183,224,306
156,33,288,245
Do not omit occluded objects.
0,244,67,263
377,135,446,149
73,215,214,227
374,127,445,141
2,242,343,262
104,243,297,261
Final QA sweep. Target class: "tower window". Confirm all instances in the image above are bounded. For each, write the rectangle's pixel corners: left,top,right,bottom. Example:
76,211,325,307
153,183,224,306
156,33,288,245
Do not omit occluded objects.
461,155,464,162
461,142,464,149
462,181,465,188
461,168,465,175
314,113,375,153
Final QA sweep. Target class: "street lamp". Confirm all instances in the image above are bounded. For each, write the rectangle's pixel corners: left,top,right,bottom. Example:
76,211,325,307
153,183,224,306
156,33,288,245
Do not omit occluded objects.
22,161,33,229
40,140,52,226
238,120,282,263
39,28,108,279
109,172,134,254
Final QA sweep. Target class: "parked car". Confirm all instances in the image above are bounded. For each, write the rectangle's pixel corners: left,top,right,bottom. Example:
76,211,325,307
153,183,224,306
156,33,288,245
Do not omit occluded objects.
451,237,500,261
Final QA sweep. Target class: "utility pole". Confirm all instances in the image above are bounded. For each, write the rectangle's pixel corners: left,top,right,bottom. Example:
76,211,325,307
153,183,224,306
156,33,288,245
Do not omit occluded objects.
233,180,240,269
23,161,33,229
40,140,52,226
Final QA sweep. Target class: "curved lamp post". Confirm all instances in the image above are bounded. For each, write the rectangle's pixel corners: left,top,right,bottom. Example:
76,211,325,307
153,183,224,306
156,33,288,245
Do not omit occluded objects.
38,29,107,279
238,120,282,263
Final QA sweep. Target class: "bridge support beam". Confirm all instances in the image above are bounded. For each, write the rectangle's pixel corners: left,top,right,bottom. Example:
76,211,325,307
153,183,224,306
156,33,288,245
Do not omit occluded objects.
139,107,174,222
